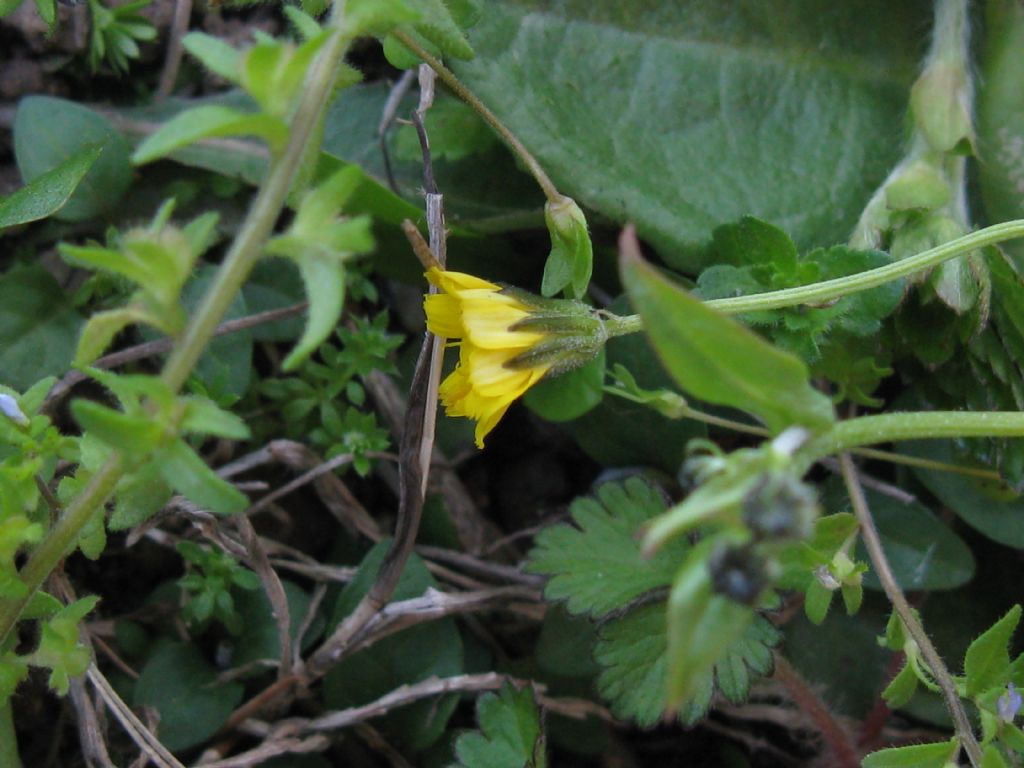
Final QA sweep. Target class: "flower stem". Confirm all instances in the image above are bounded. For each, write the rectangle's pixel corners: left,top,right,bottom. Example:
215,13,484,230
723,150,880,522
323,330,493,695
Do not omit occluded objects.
0,697,21,768
0,456,124,644
839,453,982,768
392,30,562,204
0,9,357,649
801,410,1024,468
606,219,1024,330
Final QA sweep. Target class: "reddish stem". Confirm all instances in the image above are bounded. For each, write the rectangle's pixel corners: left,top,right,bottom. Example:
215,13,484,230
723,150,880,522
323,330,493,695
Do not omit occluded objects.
773,655,860,768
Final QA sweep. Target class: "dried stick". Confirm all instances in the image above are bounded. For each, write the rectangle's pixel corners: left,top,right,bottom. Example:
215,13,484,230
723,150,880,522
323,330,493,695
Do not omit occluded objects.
155,0,193,99
44,303,307,411
839,452,982,767
302,63,446,681
235,516,293,680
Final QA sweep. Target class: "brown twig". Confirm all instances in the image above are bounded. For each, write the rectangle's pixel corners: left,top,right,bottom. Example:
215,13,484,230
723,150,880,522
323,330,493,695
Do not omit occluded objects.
155,0,192,99
69,677,116,768
235,515,293,680
839,452,982,767
301,63,447,681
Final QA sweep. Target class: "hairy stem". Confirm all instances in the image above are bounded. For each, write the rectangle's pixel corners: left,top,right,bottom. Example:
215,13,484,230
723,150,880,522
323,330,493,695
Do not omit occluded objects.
392,30,562,203
772,655,859,768
0,697,22,768
605,219,1024,336
801,410,1024,468
0,7,357,648
839,453,982,767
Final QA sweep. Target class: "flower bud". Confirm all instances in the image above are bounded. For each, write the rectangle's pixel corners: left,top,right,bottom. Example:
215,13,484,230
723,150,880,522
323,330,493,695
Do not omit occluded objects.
885,161,951,212
911,61,974,153
707,543,772,606
741,472,818,541
541,195,593,299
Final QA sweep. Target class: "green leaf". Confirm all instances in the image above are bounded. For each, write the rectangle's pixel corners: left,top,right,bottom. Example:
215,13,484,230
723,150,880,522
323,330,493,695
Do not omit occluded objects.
882,660,920,709
820,480,975,592
527,478,685,618
0,265,83,391
157,439,248,514
696,218,903,365
231,579,324,669
620,244,834,434
982,744,1011,768
282,254,346,371
133,641,244,751
523,347,604,422
179,397,251,440
324,542,463,751
71,400,163,455
595,601,780,726
861,738,960,768
451,684,545,768
132,106,288,165
14,97,131,222
977,0,1024,265
30,595,99,696
450,2,924,271
666,541,755,707
383,0,477,69
0,145,101,230
182,32,242,82
906,439,1024,549
964,606,1022,698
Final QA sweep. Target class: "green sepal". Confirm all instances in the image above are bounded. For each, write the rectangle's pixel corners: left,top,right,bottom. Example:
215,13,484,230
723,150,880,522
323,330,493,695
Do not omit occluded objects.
541,195,593,299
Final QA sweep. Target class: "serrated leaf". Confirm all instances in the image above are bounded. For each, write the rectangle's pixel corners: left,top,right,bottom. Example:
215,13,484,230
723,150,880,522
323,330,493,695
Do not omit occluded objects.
526,478,684,618
0,144,101,230
620,243,834,434
451,684,545,768
594,602,780,726
965,605,1022,698
861,738,960,768
666,542,755,707
133,106,288,165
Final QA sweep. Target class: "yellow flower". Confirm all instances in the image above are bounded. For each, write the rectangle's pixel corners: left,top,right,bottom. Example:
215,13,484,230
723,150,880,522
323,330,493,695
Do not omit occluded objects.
424,267,555,448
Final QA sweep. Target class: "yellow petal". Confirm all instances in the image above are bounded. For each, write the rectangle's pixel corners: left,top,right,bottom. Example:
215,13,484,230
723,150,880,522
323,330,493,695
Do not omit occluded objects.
426,267,500,293
424,293,464,337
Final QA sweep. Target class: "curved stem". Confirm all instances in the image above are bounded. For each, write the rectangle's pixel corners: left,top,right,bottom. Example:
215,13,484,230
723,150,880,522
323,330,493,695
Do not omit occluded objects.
392,30,562,203
604,219,1024,333
0,8,358,648
839,453,982,767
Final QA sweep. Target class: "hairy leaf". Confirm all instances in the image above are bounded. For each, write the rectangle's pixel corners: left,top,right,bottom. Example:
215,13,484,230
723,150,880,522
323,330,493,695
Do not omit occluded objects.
527,477,683,618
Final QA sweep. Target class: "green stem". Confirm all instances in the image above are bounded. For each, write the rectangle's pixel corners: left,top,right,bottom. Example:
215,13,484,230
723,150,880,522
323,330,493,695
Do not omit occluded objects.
605,219,1024,333
393,30,562,204
0,11,357,648
0,697,22,768
802,410,1024,468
